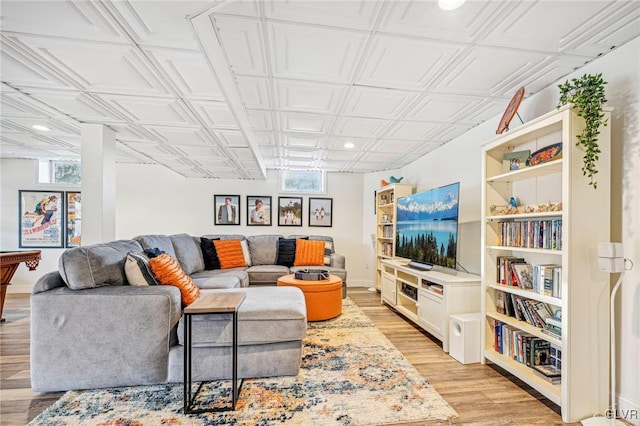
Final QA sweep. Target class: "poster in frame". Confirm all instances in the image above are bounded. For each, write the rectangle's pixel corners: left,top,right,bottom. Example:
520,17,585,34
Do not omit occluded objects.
278,196,303,226
309,197,333,227
18,190,64,248
66,191,82,247
247,196,272,226
214,195,241,225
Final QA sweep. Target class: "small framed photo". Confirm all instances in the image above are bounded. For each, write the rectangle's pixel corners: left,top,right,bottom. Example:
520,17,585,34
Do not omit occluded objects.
214,195,241,225
278,196,303,226
66,191,82,247
19,190,64,248
309,197,333,227
247,196,272,226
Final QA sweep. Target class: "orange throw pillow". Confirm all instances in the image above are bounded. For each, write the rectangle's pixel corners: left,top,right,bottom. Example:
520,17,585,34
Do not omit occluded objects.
149,253,200,306
213,239,248,269
294,239,325,266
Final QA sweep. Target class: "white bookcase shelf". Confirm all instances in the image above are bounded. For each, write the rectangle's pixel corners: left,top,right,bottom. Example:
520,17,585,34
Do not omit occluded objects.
481,104,612,423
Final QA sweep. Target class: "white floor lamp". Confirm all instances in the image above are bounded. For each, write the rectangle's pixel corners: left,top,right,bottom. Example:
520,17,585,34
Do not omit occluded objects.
581,243,632,426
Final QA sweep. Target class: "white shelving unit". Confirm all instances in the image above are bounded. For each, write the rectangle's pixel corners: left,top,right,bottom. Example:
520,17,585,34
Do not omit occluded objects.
481,105,612,422
375,183,413,291
381,258,480,352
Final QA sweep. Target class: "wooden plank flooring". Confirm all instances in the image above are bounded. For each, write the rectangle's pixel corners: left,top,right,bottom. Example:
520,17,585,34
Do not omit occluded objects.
0,288,578,425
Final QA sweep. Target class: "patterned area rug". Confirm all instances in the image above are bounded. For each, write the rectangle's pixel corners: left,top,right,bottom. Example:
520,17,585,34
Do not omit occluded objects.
30,298,457,425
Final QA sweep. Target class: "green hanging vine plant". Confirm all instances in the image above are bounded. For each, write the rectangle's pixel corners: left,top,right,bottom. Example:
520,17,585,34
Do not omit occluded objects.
557,73,608,189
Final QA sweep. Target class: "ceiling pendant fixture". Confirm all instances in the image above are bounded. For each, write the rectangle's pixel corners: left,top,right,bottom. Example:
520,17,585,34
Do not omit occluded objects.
438,0,465,11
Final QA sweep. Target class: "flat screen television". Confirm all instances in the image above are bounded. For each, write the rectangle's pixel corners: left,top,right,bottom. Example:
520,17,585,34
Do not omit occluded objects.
395,182,460,271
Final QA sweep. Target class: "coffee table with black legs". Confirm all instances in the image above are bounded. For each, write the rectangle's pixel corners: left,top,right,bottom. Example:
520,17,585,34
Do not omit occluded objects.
183,292,246,413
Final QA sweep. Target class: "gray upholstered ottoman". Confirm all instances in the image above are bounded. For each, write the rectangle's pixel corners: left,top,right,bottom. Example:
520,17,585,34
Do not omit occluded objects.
167,286,307,382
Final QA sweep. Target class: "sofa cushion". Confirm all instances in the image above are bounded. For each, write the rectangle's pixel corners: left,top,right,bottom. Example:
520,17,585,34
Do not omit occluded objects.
124,252,158,286
170,234,204,275
135,235,177,259
246,265,290,285
190,269,250,288
58,240,143,290
177,287,307,346
247,235,281,265
149,253,200,306
294,239,325,266
200,237,221,270
213,239,247,269
192,275,240,289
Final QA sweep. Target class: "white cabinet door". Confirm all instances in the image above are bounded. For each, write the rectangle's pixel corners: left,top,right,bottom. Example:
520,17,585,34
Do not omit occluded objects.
381,273,396,305
418,289,444,339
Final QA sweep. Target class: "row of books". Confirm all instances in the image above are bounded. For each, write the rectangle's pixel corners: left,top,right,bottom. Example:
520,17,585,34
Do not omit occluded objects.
496,256,562,299
381,225,393,238
380,242,393,256
495,291,554,329
498,219,562,250
493,320,562,383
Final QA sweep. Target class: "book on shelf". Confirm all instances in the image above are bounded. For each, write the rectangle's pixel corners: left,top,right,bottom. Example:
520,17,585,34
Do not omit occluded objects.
497,256,525,285
496,291,506,314
530,338,551,367
532,364,561,383
498,219,562,250
532,264,561,297
512,263,533,289
502,150,531,173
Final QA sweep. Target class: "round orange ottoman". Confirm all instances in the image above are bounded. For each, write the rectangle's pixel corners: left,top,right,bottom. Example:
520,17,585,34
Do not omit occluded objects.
276,274,343,321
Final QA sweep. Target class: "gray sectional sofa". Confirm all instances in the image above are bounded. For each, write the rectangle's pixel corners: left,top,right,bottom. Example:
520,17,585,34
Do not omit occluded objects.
30,233,347,392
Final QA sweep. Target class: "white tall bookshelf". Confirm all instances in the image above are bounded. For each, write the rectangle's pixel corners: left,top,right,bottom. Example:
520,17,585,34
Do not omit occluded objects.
480,105,612,423
375,183,413,290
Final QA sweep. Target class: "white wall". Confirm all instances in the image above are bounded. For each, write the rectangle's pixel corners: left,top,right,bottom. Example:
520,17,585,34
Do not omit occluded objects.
1,164,369,291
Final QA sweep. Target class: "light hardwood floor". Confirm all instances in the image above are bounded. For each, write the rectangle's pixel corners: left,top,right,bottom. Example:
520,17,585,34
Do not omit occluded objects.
1,288,579,425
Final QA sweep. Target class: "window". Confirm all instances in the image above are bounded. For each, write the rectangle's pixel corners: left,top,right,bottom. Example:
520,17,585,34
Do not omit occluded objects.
38,160,81,185
279,170,325,193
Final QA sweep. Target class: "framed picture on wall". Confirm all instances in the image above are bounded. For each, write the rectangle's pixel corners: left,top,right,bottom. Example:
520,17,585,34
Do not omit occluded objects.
247,196,272,226
214,195,241,225
18,190,64,248
65,191,82,247
278,196,303,226
309,197,333,227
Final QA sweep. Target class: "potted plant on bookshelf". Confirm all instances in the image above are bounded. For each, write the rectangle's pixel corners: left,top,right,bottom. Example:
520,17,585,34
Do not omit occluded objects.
557,73,608,189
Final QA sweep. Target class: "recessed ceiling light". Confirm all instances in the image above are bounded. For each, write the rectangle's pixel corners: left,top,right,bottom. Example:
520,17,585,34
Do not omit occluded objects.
32,124,51,131
344,142,355,149
438,0,465,10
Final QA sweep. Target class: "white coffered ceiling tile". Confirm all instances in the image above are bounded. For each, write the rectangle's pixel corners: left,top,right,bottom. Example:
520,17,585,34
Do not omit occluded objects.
332,116,392,138
236,76,271,109
282,133,321,148
264,0,382,31
145,49,224,100
324,148,362,161
369,138,423,154
269,22,368,83
384,121,441,141
285,159,314,168
0,1,126,42
379,0,501,42
341,85,418,119
356,35,464,91
360,151,404,163
247,110,274,131
190,101,240,129
405,93,485,123
120,140,179,158
143,126,210,146
174,145,226,159
215,130,250,147
284,148,317,159
27,90,126,124
215,0,261,18
101,96,196,126
275,79,346,114
214,15,267,76
0,47,74,91
435,46,550,97
253,131,277,146
280,112,331,134
16,37,171,96
105,1,210,50
482,1,633,57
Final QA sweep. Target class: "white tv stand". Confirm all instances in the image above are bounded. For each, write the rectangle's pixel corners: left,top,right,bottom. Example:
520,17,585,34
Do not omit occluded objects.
380,258,481,352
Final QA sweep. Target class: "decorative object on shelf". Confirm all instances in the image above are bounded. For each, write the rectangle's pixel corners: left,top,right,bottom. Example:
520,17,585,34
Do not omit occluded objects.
389,176,403,183
509,197,518,209
18,190,64,248
490,201,562,216
497,86,525,134
557,73,608,189
502,149,530,173
526,142,563,166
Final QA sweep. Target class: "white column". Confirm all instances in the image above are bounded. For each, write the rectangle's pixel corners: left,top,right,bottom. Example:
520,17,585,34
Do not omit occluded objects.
81,124,116,244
